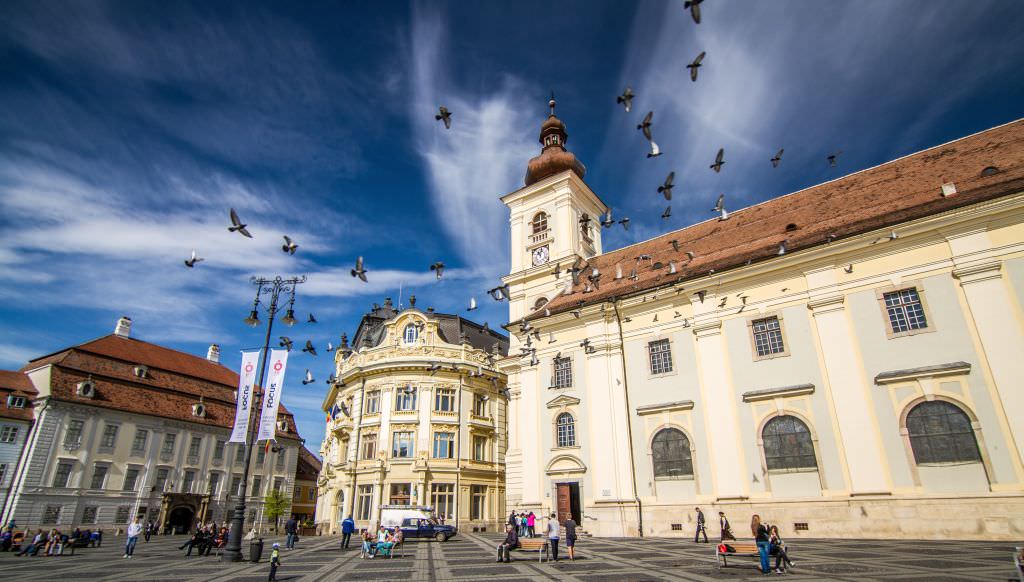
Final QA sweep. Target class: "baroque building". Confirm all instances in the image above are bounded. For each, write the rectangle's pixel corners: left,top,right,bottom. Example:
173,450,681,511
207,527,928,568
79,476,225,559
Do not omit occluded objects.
316,299,509,534
0,317,303,533
0,370,37,515
500,105,1024,540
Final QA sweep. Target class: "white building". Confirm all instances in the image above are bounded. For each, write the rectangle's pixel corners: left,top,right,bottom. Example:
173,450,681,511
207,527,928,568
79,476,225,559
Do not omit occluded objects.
0,370,37,517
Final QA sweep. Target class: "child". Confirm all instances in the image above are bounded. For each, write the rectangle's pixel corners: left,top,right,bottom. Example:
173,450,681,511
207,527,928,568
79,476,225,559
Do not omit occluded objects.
268,542,281,581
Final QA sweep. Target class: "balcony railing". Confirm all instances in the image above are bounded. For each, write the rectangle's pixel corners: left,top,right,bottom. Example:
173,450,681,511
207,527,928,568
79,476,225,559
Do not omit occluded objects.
530,230,550,245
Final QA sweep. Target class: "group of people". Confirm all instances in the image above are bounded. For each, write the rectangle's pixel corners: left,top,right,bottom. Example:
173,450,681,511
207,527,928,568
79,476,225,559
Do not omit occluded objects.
5,526,104,556
176,522,228,557
498,512,578,563
359,525,403,559
695,508,796,575
693,507,736,543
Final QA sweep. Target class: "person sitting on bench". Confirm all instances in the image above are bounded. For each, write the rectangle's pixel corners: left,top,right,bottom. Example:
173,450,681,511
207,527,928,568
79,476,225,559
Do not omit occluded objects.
496,523,519,563
769,525,795,574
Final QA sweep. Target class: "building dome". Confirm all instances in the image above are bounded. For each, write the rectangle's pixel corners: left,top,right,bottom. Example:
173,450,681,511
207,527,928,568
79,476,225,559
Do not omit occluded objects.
524,95,587,186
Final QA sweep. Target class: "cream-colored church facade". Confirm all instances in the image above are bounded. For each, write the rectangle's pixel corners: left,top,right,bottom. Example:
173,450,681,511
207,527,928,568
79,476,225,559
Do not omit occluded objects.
316,300,509,534
500,110,1024,540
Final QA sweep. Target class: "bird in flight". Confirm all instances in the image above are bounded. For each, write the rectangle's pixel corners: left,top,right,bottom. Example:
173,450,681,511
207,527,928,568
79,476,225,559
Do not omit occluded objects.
712,193,729,220
619,216,631,231
281,235,298,255
770,148,784,168
710,148,725,173
228,208,252,238
302,370,315,385
435,106,452,129
827,151,842,167
670,239,680,252
488,283,511,302
302,340,317,356
430,261,445,280
601,211,615,228
279,336,293,351
307,313,317,324
637,111,662,158
467,297,477,311
658,171,675,201
351,256,367,282
687,51,706,82
616,86,634,112
326,341,335,352
184,249,204,268
684,0,703,24
662,206,672,220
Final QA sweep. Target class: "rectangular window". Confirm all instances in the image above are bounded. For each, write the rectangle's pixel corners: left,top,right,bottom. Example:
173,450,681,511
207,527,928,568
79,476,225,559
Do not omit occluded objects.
43,505,62,524
230,475,242,497
161,433,176,456
0,426,18,443
364,390,380,414
53,461,74,488
122,468,140,491
131,429,148,455
473,435,487,461
81,506,98,524
257,446,266,463
100,424,119,449
7,395,26,408
432,432,454,459
308,487,316,501
884,288,928,333
434,388,456,412
431,483,454,520
361,434,378,460
470,485,486,520
182,470,195,493
648,339,673,374
213,440,226,461
0,463,7,486
473,394,488,417
64,420,84,448
392,431,414,458
208,472,221,495
273,477,284,492
235,445,245,465
89,464,108,490
275,448,285,469
356,485,373,520
389,483,411,505
553,356,572,388
187,436,202,458
115,505,130,524
154,468,170,492
752,316,786,357
252,476,262,496
394,386,417,411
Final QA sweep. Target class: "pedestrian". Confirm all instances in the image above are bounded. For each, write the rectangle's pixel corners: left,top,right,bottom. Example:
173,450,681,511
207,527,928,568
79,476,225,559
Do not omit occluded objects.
694,507,708,543
360,530,374,559
144,520,153,543
508,511,517,530
123,517,143,559
341,515,355,549
769,524,795,574
17,530,45,556
284,515,298,550
719,511,735,541
527,512,536,538
520,513,528,537
545,513,561,562
1,528,12,552
496,523,518,563
751,514,770,575
268,542,282,581
563,515,578,561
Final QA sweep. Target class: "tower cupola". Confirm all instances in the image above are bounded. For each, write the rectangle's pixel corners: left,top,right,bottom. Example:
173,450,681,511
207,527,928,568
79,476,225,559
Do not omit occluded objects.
524,93,586,186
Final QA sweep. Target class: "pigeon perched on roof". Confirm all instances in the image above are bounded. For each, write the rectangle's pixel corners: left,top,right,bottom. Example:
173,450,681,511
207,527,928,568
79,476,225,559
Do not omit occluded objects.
228,208,252,238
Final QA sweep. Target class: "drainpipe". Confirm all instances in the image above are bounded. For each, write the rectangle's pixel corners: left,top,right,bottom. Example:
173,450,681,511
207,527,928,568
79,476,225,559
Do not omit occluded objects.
612,299,644,537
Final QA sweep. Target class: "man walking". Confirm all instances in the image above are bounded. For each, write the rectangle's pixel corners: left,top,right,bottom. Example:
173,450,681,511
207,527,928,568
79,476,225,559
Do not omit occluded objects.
563,515,578,561
496,523,518,563
123,517,143,559
284,515,298,550
143,520,153,542
719,511,735,541
694,507,708,543
341,515,355,549
545,513,561,562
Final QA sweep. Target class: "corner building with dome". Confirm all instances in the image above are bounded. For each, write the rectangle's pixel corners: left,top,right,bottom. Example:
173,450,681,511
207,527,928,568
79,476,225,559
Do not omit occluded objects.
498,103,1024,540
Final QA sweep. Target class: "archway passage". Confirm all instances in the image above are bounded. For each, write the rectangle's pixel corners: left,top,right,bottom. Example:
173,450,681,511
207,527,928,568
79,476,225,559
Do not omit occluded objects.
168,506,195,534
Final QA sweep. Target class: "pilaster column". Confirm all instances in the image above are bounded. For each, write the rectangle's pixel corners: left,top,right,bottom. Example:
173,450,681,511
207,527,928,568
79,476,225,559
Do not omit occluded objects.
807,296,889,494
692,320,747,499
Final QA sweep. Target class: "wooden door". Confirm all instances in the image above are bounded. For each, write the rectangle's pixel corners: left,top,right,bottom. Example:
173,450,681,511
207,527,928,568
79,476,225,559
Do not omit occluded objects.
556,484,571,524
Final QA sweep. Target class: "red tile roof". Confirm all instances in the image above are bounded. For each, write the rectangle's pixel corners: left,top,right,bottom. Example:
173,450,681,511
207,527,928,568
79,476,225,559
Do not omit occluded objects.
0,370,37,422
532,119,1024,319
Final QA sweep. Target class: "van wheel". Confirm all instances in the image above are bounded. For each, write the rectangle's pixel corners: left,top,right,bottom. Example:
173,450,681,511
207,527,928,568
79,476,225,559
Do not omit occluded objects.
436,532,447,542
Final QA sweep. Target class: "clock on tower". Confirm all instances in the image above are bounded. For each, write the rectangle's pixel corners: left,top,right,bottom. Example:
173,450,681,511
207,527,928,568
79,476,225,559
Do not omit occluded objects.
532,245,549,266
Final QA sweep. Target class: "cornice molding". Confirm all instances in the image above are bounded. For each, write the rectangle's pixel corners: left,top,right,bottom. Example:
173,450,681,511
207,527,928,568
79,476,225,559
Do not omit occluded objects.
874,361,971,385
741,383,815,403
952,261,1003,285
635,400,694,416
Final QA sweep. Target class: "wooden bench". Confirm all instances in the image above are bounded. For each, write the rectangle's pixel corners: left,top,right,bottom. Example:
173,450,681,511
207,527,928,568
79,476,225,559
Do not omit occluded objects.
512,538,549,562
715,541,762,569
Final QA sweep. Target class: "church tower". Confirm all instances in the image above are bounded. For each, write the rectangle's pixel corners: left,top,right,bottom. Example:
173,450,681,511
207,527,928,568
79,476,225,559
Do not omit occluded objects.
500,95,609,325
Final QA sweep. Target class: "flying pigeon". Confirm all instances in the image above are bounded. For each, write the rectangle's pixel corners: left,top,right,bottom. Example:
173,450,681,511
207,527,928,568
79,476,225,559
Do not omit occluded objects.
616,86,634,112
637,111,662,158
662,205,672,220
184,249,204,268
307,313,317,324
685,251,696,260
687,51,706,82
435,106,452,129
326,341,335,352
601,211,615,228
827,151,842,167
770,148,784,168
467,297,477,311
428,363,442,376
619,217,631,231
548,332,557,344
228,208,252,238
302,369,315,385
430,261,445,280
551,262,562,278
684,0,703,24
281,235,298,255
278,336,293,351
658,171,675,201
670,239,680,252
710,148,725,172
351,256,367,282
302,340,317,356
712,193,729,220
487,284,511,302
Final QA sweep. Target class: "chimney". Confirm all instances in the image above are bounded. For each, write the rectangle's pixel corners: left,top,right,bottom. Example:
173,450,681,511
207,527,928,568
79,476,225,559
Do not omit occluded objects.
207,344,221,363
114,316,132,338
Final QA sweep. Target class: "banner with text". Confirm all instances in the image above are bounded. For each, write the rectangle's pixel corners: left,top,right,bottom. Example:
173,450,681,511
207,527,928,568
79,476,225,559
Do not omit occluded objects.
228,351,261,443
256,349,289,442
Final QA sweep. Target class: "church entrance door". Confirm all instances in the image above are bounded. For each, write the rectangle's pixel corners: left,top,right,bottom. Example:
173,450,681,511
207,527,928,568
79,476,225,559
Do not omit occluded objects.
555,483,580,524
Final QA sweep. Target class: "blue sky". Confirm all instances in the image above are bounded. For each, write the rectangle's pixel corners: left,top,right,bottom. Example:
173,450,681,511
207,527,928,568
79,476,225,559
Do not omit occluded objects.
2,1,1023,453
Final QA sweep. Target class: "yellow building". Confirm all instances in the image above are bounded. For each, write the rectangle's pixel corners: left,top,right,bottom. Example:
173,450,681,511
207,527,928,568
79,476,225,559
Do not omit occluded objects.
317,299,509,534
500,107,1024,540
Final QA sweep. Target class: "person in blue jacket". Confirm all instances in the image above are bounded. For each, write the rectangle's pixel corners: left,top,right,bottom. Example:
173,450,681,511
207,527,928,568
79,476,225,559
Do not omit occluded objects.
341,516,356,549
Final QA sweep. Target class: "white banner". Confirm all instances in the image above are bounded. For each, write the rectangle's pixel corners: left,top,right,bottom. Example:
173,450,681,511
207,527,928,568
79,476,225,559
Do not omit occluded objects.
256,349,289,442
228,351,261,443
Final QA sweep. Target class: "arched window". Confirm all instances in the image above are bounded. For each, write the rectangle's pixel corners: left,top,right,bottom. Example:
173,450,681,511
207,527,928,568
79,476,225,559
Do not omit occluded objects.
534,296,549,311
402,324,419,345
906,401,980,464
556,413,576,448
651,428,693,478
762,415,817,471
532,212,548,234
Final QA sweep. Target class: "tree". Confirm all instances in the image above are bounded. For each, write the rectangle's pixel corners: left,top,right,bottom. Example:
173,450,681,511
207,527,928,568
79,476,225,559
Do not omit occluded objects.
263,488,290,534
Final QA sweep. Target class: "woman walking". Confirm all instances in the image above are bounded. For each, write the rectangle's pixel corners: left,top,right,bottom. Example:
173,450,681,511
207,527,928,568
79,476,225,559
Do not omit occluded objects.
750,515,770,575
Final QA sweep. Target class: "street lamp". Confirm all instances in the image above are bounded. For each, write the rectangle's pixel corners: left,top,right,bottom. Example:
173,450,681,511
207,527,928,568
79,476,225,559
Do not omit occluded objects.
222,275,306,562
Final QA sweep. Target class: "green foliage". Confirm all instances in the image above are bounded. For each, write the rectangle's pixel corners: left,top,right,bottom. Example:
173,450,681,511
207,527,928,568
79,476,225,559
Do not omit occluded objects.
263,488,290,533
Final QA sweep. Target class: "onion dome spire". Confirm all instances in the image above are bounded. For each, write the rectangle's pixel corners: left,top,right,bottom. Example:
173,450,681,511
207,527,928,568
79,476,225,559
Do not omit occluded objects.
524,92,586,186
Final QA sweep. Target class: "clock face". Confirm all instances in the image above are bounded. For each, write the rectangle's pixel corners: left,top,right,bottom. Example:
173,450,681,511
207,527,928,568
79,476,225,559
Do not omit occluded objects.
532,245,549,266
